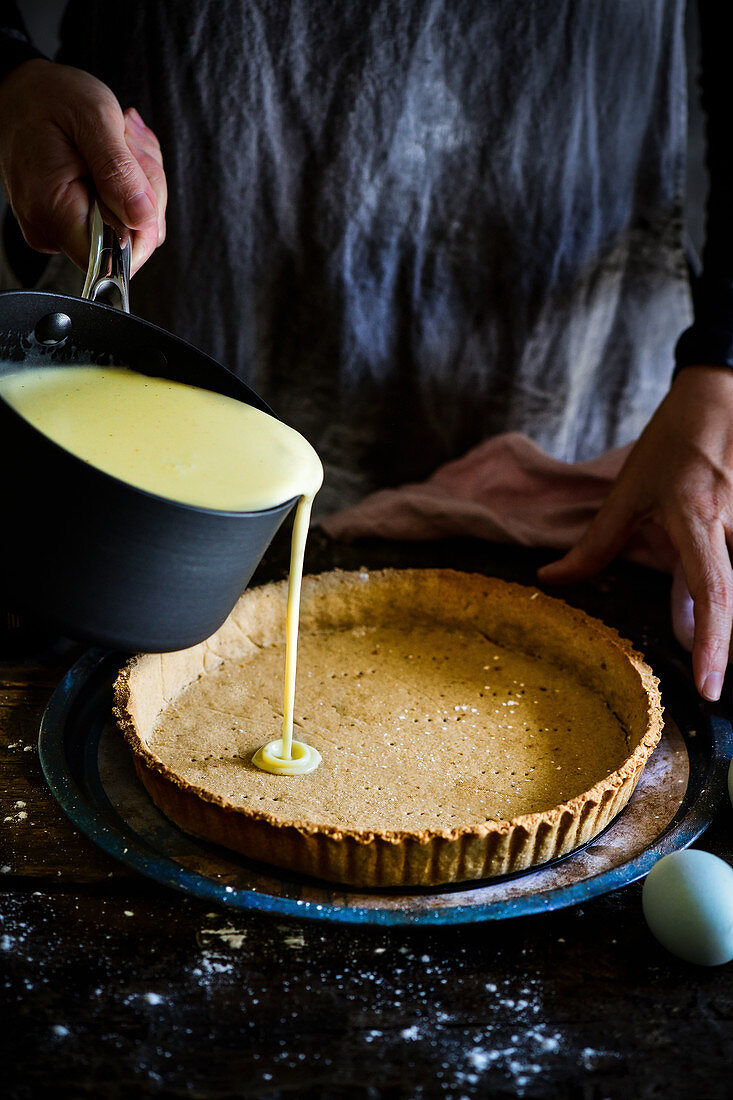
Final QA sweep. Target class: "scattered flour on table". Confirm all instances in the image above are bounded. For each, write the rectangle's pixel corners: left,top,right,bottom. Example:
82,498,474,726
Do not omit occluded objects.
581,1047,619,1071
1,897,624,1096
276,926,305,949
195,955,236,978
197,927,248,950
408,970,567,1097
3,808,28,823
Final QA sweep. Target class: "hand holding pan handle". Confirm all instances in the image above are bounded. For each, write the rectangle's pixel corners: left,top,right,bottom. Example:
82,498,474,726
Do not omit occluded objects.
81,199,131,313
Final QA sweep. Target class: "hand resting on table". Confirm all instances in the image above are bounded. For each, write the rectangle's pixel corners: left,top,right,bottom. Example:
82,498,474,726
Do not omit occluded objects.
540,366,733,703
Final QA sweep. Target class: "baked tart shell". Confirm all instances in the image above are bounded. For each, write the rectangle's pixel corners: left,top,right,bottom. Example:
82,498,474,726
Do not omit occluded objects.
114,569,664,887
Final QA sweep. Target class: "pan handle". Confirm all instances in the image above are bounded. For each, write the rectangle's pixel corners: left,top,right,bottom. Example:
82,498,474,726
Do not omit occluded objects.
81,200,131,313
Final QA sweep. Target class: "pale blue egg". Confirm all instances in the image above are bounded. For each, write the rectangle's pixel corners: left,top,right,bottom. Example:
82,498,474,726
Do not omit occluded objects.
642,850,733,966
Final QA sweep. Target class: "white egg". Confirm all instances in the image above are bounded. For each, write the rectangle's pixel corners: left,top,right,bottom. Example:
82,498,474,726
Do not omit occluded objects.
642,850,733,966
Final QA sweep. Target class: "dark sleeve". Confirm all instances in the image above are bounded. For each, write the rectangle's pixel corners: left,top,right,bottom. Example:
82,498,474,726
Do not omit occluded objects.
0,2,47,83
674,0,733,375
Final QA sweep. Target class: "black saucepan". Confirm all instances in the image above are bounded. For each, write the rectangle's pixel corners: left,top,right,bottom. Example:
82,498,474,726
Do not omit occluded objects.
0,207,297,652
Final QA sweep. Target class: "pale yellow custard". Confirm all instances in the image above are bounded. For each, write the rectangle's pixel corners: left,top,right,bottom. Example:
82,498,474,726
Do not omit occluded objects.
0,364,323,774
0,365,322,511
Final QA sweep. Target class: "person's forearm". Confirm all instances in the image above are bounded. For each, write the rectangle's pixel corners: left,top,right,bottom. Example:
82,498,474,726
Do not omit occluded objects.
674,0,733,376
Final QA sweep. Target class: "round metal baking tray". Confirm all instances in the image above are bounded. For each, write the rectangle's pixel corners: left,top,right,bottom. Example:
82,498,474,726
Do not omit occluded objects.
39,647,731,926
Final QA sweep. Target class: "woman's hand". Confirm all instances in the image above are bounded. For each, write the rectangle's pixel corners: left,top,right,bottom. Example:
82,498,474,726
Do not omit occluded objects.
0,58,166,274
538,365,733,701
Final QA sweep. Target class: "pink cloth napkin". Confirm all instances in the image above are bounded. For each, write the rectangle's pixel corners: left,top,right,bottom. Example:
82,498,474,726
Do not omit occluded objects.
321,431,675,572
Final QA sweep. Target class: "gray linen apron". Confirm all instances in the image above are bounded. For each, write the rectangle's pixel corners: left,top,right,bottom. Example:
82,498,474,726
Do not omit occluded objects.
41,0,690,516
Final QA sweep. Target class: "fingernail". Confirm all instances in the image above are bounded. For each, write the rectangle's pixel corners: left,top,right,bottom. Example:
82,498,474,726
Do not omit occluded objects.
128,107,145,130
127,191,156,224
702,671,724,701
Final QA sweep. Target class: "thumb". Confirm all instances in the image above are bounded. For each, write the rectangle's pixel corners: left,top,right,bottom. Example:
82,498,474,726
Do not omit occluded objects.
74,112,157,231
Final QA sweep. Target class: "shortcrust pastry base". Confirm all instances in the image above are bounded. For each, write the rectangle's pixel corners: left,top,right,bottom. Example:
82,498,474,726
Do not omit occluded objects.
114,570,663,886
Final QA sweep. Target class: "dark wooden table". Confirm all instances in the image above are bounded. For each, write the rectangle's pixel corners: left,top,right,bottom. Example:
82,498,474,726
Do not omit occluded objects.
3,533,733,1099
